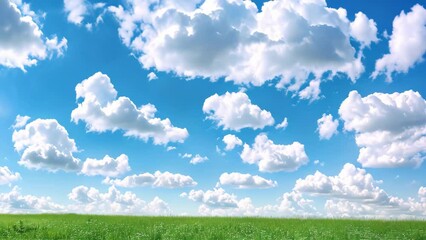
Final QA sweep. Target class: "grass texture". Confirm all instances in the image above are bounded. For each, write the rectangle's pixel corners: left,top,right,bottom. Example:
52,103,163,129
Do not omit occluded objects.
0,214,424,239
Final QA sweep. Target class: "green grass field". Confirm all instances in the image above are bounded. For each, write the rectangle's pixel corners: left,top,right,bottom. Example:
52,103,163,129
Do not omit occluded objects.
0,214,424,239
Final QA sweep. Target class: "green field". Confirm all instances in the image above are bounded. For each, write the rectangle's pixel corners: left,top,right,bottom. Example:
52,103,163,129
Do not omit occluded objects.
0,214,425,239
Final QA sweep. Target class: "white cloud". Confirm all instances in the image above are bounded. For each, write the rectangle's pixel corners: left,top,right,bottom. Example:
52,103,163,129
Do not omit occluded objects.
166,146,176,151
147,72,158,81
68,185,170,215
317,114,339,140
268,191,317,217
64,0,106,28
85,23,93,31
298,79,321,101
313,160,324,166
196,197,259,217
240,134,308,172
81,154,130,177
0,166,20,185
419,187,426,202
190,154,208,164
324,199,379,219
181,153,208,164
0,0,67,70
12,115,30,129
71,72,188,145
182,165,426,218
109,0,368,100
339,90,426,168
203,92,274,131
64,0,87,25
184,187,316,217
295,163,426,218
144,196,170,215
275,117,288,130
181,153,192,158
350,12,378,47
103,171,197,188
45,36,68,58
0,186,64,213
186,188,239,208
372,4,426,82
12,118,81,172
219,172,277,189
222,134,243,151
294,163,388,203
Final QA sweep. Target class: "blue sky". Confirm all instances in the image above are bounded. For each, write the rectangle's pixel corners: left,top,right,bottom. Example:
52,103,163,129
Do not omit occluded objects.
0,0,425,218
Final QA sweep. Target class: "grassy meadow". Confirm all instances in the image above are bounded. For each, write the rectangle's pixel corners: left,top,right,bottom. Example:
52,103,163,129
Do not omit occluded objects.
0,214,424,239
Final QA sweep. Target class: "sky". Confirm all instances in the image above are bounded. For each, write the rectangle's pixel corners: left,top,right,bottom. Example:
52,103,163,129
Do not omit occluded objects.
0,0,425,218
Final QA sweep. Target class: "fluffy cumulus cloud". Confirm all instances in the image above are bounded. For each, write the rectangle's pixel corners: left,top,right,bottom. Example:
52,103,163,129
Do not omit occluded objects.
185,188,240,209
81,154,130,177
219,172,277,189
0,0,67,70
240,134,308,172
109,0,371,100
339,90,426,168
103,171,197,188
0,166,21,185
64,0,88,25
182,187,316,217
181,163,426,218
203,92,274,131
12,118,81,172
0,186,64,213
317,114,339,140
294,163,388,203
295,163,426,219
222,134,243,151
71,72,188,145
372,4,426,82
350,12,378,47
68,185,170,215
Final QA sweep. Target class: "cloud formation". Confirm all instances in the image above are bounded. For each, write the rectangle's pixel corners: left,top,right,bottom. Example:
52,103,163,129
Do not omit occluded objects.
203,92,274,131
219,172,277,189
350,12,378,47
182,187,315,217
181,153,209,164
81,154,131,177
12,118,81,172
0,0,67,70
0,166,21,185
339,90,426,168
71,72,188,145
103,171,197,188
109,0,370,100
295,163,426,218
372,4,426,81
317,114,339,140
64,0,87,25
275,117,288,130
222,134,243,151
294,163,388,203
0,186,64,213
68,185,170,215
64,0,106,30
240,134,308,172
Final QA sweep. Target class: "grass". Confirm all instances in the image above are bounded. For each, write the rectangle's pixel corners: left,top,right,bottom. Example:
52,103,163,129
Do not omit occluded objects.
0,214,424,239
